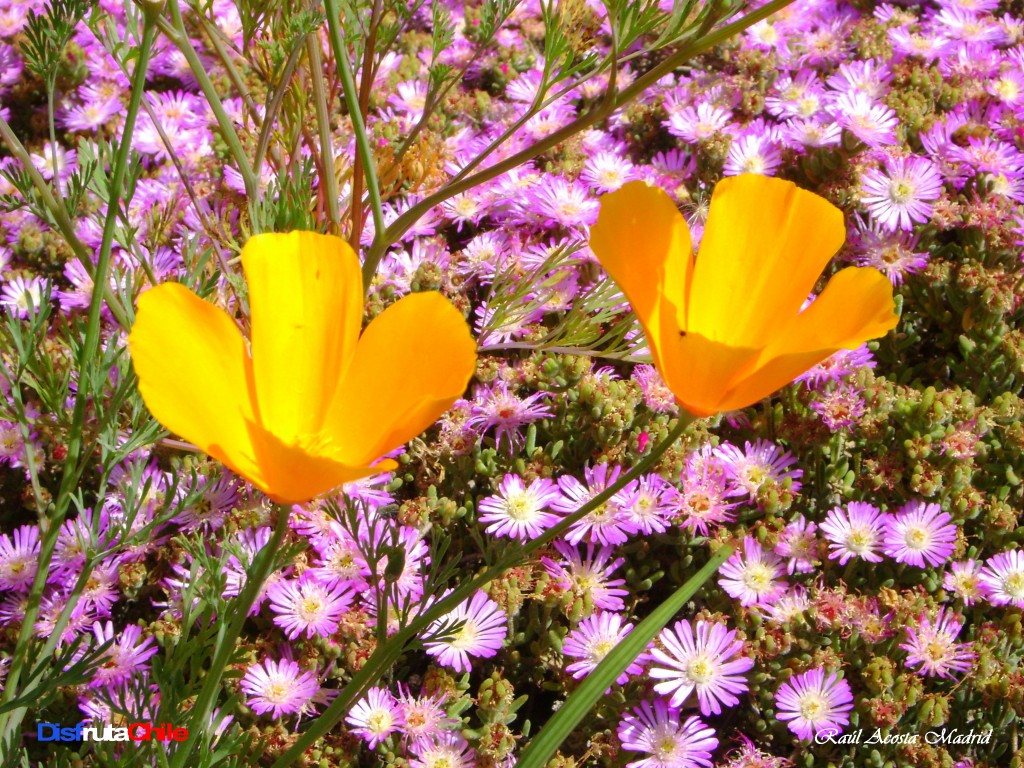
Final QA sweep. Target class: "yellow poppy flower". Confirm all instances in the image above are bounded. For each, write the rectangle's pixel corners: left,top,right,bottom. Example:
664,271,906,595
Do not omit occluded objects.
128,231,477,504
590,175,898,417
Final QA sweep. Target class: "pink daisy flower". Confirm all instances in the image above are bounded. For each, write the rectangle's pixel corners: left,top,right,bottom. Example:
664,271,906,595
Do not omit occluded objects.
477,474,562,541
553,464,640,546
266,572,354,639
617,699,719,768
240,658,321,719
648,619,754,715
775,515,818,575
860,154,944,231
0,525,39,592
882,501,957,568
423,591,507,673
346,687,404,748
409,731,476,768
466,381,553,450
900,608,976,679
713,440,802,500
718,537,788,606
819,502,889,565
562,612,646,685
541,541,629,612
980,550,1024,607
83,621,158,689
774,669,854,741
943,559,991,605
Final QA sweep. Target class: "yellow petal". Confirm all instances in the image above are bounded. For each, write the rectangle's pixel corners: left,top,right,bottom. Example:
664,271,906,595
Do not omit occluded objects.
715,266,898,411
127,283,265,487
249,429,397,505
242,231,363,444
589,180,693,373
687,174,845,347
326,292,477,465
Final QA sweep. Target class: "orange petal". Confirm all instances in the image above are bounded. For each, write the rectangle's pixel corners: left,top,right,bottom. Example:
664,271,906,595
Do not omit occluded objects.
656,331,762,417
249,429,397,505
242,231,363,444
127,283,265,488
589,180,693,372
687,174,845,348
326,292,477,465
716,266,898,411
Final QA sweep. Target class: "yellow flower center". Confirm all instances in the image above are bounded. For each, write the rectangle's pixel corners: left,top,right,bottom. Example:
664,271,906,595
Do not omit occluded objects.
1003,572,1024,599
686,655,716,685
799,692,829,721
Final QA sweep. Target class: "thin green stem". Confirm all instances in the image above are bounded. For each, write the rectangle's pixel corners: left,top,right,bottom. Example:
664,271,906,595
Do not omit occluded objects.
160,0,260,204
307,33,342,233
323,0,385,285
0,13,159,749
169,506,290,768
271,413,695,768
364,0,795,270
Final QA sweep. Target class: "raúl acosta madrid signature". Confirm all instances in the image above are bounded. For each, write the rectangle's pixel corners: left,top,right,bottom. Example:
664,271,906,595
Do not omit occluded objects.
814,727,994,746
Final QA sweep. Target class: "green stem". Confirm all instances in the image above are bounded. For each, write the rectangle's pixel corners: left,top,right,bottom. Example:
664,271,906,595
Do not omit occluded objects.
270,413,695,768
159,1,260,204
0,12,159,749
323,0,385,286
169,506,290,768
364,0,795,270
307,33,342,233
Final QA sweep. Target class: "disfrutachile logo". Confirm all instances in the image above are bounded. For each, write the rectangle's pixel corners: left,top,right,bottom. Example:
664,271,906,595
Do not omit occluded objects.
37,722,189,742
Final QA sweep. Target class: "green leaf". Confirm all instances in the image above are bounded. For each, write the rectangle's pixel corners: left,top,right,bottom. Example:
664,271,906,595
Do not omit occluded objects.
514,545,734,768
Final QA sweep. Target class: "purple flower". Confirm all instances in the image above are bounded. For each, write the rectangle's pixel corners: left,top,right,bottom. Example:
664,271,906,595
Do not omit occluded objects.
943,559,991,605
820,502,889,565
775,669,854,741
477,474,562,541
900,608,976,679
980,550,1024,607
553,464,640,546
834,91,899,148
796,344,876,389
466,381,553,450
423,590,507,673
848,219,930,285
562,612,646,685
0,275,48,318
713,440,802,500
541,541,628,612
649,619,753,716
266,572,354,639
718,537,788,606
409,732,476,768
346,687,404,748
0,524,39,592
83,621,158,689
860,154,944,231
240,658,321,719
775,515,818,575
810,384,867,431
617,699,718,768
882,501,957,568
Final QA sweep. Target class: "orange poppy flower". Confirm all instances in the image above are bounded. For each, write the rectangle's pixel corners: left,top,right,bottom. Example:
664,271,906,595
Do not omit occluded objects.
128,231,477,504
590,175,898,417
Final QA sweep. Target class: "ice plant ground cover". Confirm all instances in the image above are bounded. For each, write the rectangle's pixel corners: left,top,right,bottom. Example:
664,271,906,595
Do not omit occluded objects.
0,0,1022,766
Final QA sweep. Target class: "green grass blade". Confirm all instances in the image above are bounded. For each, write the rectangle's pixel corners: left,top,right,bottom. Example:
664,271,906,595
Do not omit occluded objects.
515,544,735,768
